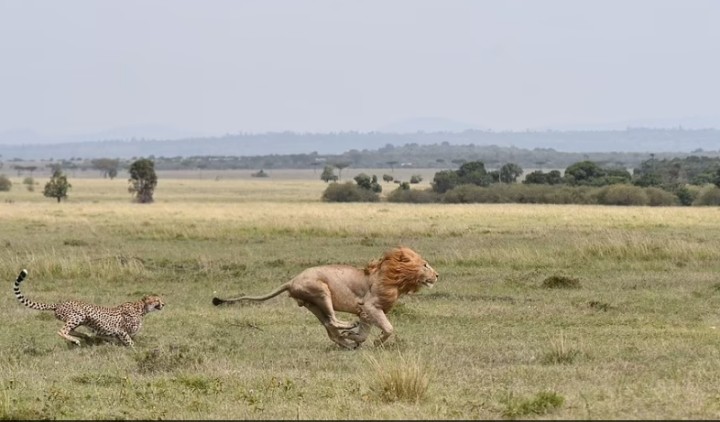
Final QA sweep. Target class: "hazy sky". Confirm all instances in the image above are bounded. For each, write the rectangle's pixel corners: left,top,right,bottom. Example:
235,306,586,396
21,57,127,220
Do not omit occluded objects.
1,0,719,140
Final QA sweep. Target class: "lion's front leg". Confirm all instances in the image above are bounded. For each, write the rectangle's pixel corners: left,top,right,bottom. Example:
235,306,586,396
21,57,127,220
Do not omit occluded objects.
360,304,394,346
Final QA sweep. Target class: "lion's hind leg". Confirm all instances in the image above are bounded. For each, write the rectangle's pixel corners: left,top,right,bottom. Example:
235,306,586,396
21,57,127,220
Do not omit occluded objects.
293,283,357,330
303,303,358,350
340,320,372,347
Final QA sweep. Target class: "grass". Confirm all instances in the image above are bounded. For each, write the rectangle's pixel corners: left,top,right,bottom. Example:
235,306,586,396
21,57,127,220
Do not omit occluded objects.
1,171,720,418
365,351,431,403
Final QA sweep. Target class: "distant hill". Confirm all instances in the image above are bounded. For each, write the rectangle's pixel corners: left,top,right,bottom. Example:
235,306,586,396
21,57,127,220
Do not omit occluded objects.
377,117,485,133
0,128,719,161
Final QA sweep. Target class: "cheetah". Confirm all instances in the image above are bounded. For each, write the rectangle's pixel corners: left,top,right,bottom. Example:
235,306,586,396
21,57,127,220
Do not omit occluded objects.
13,269,164,348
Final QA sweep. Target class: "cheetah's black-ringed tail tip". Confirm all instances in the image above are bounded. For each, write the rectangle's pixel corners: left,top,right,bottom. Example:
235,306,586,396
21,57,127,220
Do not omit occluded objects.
18,269,28,281
212,297,224,306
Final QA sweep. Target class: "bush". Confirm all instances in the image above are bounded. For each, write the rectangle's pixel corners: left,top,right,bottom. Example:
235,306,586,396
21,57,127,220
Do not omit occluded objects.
409,175,423,184
674,185,699,206
692,185,720,206
322,182,380,202
442,184,598,205
443,184,503,203
0,174,11,191
23,176,35,192
386,187,440,203
644,187,678,206
595,184,648,206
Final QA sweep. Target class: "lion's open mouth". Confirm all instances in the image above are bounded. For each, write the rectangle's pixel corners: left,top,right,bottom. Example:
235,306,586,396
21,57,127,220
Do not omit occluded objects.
423,279,436,288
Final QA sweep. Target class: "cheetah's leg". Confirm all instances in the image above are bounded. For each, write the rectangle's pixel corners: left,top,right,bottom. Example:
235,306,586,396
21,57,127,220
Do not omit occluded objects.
116,331,135,348
58,318,84,345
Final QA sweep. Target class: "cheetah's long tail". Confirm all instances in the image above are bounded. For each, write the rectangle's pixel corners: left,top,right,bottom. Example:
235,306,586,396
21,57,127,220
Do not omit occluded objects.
13,269,56,311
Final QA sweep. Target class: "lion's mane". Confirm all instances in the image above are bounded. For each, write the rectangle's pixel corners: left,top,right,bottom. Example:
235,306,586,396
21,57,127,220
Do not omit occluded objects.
365,247,429,311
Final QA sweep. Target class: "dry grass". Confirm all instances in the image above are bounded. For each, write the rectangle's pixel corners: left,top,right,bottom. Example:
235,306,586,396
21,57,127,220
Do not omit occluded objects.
0,170,720,418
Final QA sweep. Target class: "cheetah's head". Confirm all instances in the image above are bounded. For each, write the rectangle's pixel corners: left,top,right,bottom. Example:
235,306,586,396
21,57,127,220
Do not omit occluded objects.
142,295,165,313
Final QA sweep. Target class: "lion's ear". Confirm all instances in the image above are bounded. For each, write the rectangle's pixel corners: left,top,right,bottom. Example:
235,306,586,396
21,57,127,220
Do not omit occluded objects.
396,248,412,262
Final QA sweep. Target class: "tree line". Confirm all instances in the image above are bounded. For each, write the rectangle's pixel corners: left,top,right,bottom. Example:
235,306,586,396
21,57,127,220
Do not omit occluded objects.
322,156,720,206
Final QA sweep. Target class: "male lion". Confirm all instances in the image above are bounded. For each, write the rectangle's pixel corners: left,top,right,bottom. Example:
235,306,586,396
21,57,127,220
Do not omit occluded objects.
212,246,439,349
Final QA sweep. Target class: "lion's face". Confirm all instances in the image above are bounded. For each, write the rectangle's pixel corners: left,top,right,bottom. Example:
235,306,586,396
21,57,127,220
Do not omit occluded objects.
379,247,439,294
420,261,439,288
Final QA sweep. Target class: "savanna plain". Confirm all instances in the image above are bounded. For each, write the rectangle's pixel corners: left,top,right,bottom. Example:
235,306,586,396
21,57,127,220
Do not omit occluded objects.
1,169,720,419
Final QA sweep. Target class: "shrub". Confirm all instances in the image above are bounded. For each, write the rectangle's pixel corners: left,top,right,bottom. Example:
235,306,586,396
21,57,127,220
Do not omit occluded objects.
674,185,698,206
692,185,720,206
596,184,648,206
409,174,423,184
322,182,380,202
23,176,34,192
443,184,502,203
0,174,11,191
441,184,601,205
251,169,268,177
386,187,440,203
644,187,678,206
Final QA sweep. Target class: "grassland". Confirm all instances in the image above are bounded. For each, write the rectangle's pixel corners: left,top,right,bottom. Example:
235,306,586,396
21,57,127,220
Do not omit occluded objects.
1,172,720,419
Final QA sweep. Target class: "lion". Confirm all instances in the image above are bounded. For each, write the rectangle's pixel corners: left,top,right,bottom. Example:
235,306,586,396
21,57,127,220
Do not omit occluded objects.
212,246,439,349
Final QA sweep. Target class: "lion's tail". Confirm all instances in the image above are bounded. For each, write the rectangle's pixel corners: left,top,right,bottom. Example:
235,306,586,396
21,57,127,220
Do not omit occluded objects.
212,282,291,306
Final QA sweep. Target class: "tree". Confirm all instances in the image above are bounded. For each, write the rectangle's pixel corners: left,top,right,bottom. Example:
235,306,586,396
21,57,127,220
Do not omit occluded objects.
91,158,120,179
43,169,71,203
523,170,548,185
564,160,605,186
457,161,491,186
382,174,394,183
333,161,351,180
354,173,382,193
431,170,459,193
128,158,157,203
499,163,523,183
320,165,338,183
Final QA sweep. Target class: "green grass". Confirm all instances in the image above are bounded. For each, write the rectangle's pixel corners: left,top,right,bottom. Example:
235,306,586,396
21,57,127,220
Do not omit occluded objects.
1,171,720,418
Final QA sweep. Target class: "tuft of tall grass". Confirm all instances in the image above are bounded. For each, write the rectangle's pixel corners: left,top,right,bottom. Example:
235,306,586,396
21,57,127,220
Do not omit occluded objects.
365,351,431,403
540,332,582,365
